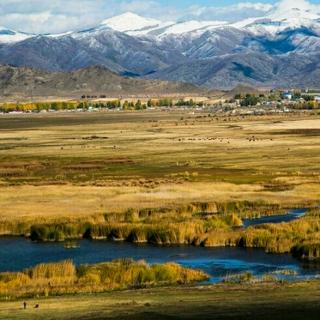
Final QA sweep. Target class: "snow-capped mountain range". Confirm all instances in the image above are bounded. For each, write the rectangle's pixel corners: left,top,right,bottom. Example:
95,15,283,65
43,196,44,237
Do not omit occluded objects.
100,12,228,37
0,0,320,89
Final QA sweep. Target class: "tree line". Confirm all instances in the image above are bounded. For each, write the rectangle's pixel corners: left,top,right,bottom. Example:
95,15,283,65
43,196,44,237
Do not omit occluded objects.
0,98,205,113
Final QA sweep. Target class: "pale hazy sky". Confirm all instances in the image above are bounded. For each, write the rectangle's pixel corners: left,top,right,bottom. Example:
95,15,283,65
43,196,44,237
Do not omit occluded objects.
1,0,319,34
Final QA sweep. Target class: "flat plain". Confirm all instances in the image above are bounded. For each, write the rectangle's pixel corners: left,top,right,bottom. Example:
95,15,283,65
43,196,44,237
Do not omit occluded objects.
0,110,319,222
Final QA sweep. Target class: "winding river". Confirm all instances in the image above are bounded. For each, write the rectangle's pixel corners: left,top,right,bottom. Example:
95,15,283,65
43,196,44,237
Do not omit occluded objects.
0,208,318,282
243,208,307,227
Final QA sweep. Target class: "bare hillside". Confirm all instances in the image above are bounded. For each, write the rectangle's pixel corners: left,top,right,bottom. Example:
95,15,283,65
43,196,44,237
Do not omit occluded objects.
0,65,206,100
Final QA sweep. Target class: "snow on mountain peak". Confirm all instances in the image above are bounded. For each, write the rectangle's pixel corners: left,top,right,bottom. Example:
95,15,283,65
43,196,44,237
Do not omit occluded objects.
159,20,227,36
99,12,228,37
2,1,320,43
270,0,320,21
101,12,162,33
97,2,320,39
237,0,320,35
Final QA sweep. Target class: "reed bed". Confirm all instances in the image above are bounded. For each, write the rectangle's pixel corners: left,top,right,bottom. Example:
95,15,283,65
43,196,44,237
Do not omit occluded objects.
0,200,291,240
0,260,208,300
2,200,320,261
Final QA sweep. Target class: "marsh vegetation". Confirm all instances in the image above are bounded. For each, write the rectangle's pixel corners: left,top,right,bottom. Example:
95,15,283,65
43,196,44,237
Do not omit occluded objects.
0,111,319,260
0,259,208,300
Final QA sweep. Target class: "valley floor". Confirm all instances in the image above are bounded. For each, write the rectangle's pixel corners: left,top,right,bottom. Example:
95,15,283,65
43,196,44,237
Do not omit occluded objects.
0,110,319,319
0,110,320,254
0,110,319,222
1,281,320,320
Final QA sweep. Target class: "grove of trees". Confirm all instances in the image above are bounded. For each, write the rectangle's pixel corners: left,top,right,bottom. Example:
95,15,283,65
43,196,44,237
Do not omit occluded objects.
0,98,206,113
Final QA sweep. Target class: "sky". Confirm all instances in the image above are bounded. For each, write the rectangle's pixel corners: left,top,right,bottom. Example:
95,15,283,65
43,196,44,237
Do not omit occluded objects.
0,0,320,34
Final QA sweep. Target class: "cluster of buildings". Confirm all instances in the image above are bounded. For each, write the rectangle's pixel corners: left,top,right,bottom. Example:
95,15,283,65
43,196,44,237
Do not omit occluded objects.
282,89,320,102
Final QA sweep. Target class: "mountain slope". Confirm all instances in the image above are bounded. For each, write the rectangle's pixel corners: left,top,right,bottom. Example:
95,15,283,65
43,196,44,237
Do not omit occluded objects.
0,27,187,76
148,51,320,89
0,65,204,100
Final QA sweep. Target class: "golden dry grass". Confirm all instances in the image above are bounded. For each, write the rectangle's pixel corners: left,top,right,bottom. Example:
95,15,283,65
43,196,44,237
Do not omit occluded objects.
0,110,319,224
0,260,208,299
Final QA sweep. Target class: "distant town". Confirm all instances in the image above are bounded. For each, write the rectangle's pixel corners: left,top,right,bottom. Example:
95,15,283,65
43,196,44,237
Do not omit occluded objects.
220,89,320,115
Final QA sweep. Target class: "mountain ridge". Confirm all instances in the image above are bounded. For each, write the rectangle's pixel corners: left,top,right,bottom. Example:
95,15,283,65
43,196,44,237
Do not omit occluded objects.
0,1,320,90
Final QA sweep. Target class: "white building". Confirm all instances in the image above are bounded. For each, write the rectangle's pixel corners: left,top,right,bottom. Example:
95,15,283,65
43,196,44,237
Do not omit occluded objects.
283,93,292,100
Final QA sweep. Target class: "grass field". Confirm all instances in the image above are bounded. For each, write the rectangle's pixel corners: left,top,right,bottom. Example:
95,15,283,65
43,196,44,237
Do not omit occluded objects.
0,110,319,220
0,110,320,254
0,281,320,320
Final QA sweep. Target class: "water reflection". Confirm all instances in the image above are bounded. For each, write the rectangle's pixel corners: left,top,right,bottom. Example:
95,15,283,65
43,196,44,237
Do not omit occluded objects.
0,237,318,283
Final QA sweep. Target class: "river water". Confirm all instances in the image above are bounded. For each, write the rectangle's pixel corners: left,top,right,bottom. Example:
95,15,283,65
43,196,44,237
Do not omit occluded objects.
0,208,318,282
0,237,318,283
243,208,307,227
